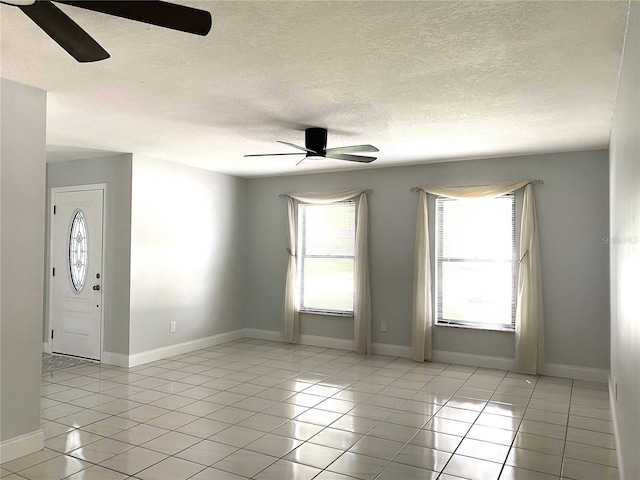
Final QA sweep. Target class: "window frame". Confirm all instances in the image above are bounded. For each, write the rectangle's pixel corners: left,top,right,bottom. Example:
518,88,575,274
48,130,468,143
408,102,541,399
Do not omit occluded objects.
434,193,517,332
297,200,356,317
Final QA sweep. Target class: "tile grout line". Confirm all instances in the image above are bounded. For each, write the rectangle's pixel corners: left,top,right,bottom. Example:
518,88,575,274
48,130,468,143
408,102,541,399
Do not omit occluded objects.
5,341,617,480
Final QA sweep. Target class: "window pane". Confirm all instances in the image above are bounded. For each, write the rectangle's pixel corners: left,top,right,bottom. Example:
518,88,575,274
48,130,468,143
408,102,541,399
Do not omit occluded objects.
441,261,513,325
436,194,516,329
69,210,89,293
302,258,354,312
441,197,513,260
303,203,355,256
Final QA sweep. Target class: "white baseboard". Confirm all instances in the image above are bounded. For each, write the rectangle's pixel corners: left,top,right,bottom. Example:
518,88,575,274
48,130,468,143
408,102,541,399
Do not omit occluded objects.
372,342,412,358
244,328,283,342
431,351,608,382
244,329,357,352
609,376,625,479
42,342,51,354
243,329,609,382
300,334,354,351
104,329,246,368
544,363,609,383
245,329,411,358
128,329,246,367
105,328,609,383
101,351,130,368
432,350,514,371
0,429,44,464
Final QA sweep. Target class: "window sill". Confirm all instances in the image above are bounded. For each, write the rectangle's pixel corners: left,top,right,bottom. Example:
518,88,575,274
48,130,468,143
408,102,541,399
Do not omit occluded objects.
435,323,515,333
300,310,354,318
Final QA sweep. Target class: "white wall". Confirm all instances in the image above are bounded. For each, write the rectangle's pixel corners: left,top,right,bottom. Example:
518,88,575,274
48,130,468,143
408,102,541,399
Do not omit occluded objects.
46,154,133,355
245,150,610,371
46,154,248,360
0,79,46,456
129,157,247,355
609,2,639,478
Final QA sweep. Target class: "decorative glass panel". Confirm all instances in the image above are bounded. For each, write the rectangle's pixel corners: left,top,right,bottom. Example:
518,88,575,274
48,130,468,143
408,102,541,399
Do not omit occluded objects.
69,210,89,292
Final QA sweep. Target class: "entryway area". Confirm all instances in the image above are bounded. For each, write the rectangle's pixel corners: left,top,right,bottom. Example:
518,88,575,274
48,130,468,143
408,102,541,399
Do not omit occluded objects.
48,186,105,361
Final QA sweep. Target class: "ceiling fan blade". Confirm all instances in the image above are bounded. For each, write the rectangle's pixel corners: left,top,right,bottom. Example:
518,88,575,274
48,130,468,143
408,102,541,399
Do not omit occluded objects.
244,153,305,157
276,141,317,154
325,145,379,154
19,1,110,62
325,153,377,163
57,1,212,36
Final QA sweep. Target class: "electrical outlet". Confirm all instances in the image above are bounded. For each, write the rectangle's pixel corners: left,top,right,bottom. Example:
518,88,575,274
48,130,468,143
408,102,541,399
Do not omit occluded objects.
381,322,387,332
170,321,176,333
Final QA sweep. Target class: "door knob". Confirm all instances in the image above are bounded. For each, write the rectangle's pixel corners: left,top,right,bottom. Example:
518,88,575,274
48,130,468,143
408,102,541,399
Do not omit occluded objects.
93,285,100,291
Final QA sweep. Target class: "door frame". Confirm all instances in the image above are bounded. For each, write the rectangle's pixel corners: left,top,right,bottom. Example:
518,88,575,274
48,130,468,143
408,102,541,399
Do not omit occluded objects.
48,183,107,361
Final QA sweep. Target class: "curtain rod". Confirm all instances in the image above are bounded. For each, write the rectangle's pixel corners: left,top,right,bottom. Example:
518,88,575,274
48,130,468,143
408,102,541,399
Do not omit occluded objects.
279,188,373,198
410,180,543,193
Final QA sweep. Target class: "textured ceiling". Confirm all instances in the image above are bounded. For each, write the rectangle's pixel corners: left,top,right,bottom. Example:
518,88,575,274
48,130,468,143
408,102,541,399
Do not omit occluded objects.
0,1,629,177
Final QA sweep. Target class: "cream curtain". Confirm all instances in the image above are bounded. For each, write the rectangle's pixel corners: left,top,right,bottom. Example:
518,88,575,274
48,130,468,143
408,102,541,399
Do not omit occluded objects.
283,189,372,354
411,181,544,374
514,184,545,374
283,196,299,343
353,194,371,355
411,190,432,361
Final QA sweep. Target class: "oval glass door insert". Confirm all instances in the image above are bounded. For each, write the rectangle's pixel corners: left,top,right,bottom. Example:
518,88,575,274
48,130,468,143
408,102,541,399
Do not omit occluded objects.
69,210,89,292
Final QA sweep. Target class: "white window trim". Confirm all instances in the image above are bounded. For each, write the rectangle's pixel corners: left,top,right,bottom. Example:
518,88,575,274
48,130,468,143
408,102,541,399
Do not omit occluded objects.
297,200,356,317
434,194,517,332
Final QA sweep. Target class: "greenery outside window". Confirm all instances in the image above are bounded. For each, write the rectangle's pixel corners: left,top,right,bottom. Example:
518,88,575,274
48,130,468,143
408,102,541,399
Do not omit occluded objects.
298,201,356,316
435,194,516,331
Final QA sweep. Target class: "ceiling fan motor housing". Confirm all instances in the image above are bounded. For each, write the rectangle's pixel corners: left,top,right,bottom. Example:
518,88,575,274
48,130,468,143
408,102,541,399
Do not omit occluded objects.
305,127,328,155
244,127,377,163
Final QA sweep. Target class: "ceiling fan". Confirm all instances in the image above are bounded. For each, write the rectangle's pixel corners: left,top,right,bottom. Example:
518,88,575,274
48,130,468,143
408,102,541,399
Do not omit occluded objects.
3,0,212,62
245,128,379,164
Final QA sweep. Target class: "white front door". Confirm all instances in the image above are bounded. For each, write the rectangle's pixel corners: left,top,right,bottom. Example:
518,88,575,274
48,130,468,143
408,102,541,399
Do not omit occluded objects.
50,188,104,360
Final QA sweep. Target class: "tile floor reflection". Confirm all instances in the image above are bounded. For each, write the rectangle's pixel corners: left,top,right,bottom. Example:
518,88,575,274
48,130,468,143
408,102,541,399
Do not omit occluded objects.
2,339,618,479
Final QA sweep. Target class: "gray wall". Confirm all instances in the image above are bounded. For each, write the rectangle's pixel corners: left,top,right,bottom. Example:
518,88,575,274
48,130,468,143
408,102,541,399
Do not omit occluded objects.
0,79,46,443
609,2,639,478
245,150,610,369
46,154,133,355
128,157,247,354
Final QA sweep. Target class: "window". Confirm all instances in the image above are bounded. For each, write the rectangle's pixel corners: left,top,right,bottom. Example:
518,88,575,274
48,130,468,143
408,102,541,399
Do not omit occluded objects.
435,194,516,330
298,201,356,315
69,209,89,293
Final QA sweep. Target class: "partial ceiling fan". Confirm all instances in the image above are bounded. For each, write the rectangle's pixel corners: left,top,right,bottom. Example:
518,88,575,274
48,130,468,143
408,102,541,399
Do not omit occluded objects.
245,128,379,164
3,0,212,62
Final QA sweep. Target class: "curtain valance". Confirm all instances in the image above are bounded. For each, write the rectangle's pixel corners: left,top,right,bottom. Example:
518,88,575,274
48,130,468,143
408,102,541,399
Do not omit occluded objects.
283,189,367,204
416,180,529,199
282,189,372,355
411,181,544,374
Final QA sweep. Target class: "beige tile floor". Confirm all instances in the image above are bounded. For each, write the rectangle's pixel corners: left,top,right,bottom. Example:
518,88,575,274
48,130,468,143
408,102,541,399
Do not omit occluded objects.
1,339,619,480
